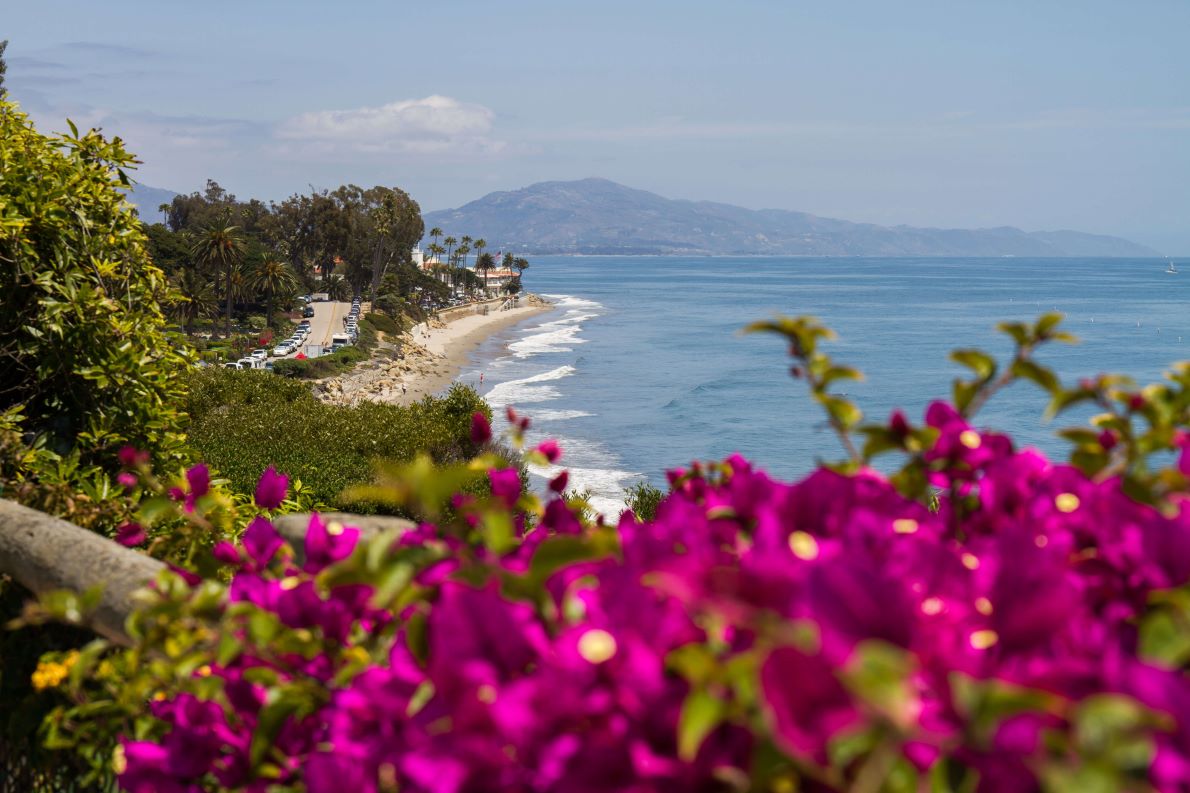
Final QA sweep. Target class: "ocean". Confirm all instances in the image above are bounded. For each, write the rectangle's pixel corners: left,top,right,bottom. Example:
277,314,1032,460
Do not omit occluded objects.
459,257,1187,514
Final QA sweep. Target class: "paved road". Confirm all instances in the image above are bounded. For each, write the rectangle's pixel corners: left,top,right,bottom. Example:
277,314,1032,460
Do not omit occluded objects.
273,300,349,358
308,300,349,349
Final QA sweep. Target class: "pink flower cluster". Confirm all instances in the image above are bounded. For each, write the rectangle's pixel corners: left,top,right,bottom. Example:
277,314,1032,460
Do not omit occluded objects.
117,401,1190,792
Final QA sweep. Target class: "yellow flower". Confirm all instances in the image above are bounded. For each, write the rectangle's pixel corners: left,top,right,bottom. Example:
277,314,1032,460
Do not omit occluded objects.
31,660,70,690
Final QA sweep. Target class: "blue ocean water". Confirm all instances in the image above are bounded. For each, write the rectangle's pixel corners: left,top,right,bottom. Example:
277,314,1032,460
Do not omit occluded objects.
458,257,1188,513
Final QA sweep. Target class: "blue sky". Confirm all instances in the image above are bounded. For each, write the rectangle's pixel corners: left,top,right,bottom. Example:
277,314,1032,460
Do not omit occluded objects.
6,0,1190,251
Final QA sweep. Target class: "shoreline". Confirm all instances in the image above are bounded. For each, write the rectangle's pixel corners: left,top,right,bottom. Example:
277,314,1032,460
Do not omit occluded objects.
315,296,554,407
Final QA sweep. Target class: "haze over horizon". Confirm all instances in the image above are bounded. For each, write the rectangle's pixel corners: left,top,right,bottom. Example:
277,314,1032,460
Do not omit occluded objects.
5,0,1189,252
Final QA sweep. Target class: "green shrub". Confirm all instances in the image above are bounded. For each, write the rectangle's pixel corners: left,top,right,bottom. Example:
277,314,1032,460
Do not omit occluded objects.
0,97,191,785
362,311,403,336
623,480,665,521
0,99,191,470
186,369,491,512
272,345,369,379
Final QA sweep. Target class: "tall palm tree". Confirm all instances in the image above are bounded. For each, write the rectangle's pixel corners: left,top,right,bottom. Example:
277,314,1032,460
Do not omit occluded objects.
459,236,474,269
250,258,299,328
325,274,350,301
475,252,496,295
443,236,457,267
169,268,218,334
474,238,487,269
428,226,443,253
190,224,246,337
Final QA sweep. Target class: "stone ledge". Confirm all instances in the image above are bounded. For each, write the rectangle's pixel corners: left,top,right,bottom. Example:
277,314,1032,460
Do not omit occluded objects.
0,499,165,645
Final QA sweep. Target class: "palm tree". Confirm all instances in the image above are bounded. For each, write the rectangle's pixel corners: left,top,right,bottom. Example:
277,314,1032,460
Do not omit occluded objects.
514,257,530,284
474,238,487,269
443,236,457,267
459,235,473,269
190,224,246,337
475,252,496,295
428,226,443,253
251,258,299,328
168,268,218,334
325,274,350,301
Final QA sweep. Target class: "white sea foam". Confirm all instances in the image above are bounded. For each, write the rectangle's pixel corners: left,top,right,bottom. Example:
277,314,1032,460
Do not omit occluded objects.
506,293,603,359
527,409,594,422
484,365,576,408
524,432,638,518
509,323,587,357
541,294,604,312
529,461,637,518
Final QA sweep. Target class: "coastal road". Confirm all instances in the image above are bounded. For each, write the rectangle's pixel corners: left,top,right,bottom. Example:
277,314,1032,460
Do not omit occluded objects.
276,300,349,358
309,300,350,348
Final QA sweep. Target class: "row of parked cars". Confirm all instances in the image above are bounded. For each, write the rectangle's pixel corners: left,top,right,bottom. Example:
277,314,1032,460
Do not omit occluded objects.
272,320,312,357
342,297,362,341
222,319,313,370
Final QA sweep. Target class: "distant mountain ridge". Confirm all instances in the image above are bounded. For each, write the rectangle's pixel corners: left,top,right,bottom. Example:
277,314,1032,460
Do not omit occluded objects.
124,184,179,225
423,178,1157,257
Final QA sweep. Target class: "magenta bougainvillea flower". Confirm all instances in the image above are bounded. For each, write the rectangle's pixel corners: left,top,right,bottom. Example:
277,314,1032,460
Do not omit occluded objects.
117,408,1190,792
254,465,288,510
471,412,492,444
114,522,145,548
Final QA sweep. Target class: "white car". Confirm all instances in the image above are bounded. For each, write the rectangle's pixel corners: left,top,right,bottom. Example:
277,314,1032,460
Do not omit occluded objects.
273,344,293,357
251,349,268,360
238,357,259,369
223,361,243,370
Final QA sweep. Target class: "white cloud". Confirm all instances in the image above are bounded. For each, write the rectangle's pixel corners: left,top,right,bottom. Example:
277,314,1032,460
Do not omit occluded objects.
277,95,502,154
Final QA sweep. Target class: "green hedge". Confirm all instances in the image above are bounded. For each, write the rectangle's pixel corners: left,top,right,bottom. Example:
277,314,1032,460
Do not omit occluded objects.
186,369,490,512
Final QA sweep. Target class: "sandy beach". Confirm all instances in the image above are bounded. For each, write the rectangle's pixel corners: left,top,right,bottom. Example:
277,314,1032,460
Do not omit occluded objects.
314,295,553,407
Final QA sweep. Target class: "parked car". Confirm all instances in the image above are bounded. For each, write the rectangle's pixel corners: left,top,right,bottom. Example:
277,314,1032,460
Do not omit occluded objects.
223,361,243,370
239,357,259,369
251,349,268,360
302,306,315,318
272,344,293,357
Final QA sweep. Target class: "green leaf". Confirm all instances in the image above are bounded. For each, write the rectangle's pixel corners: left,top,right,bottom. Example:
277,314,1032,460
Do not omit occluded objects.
1012,359,1060,393
249,690,302,768
950,349,997,380
1141,609,1190,667
526,534,612,590
820,395,862,429
997,321,1030,346
677,689,725,761
1035,312,1064,338
953,379,981,413
842,641,918,729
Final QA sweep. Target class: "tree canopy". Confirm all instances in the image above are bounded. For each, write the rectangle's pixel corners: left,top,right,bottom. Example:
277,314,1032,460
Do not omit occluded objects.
0,99,189,465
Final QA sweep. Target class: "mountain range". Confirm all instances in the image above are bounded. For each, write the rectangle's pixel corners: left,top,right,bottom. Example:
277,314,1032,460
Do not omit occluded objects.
423,178,1157,257
124,183,179,225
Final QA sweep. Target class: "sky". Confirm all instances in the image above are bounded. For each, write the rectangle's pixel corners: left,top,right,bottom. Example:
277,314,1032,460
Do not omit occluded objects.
5,0,1190,252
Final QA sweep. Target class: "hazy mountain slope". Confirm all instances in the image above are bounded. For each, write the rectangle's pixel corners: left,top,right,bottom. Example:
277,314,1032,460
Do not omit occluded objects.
424,178,1157,257
124,184,179,225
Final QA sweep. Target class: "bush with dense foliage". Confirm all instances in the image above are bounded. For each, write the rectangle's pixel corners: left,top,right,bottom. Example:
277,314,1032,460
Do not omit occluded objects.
186,369,491,511
0,99,190,471
32,313,1190,793
0,99,195,780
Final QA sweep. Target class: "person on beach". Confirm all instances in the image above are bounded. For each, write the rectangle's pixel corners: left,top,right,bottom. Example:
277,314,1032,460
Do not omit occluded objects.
480,372,484,385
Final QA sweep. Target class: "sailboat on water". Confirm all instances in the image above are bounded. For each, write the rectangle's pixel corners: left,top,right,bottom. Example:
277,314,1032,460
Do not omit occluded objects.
1167,260,1179,274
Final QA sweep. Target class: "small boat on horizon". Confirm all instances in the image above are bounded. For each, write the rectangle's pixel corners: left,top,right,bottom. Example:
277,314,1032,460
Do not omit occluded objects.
1167,261,1179,274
